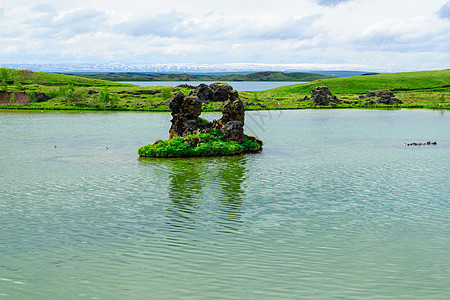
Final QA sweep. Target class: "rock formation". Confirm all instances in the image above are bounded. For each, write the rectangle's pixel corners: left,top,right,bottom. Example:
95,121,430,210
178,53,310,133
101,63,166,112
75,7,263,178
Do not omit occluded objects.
193,82,239,103
168,91,202,139
167,84,245,143
220,121,244,143
296,95,309,102
359,90,402,104
405,141,437,146
221,98,245,125
310,86,339,106
140,83,263,158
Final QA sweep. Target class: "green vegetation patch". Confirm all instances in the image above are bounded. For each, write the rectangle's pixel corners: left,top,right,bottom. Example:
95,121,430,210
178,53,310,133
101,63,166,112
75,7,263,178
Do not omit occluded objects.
138,129,263,158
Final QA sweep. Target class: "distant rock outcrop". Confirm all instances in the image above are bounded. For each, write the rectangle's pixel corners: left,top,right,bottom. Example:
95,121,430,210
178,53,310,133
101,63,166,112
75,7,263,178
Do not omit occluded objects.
405,141,437,146
359,90,402,104
176,84,197,89
310,86,339,106
296,95,309,102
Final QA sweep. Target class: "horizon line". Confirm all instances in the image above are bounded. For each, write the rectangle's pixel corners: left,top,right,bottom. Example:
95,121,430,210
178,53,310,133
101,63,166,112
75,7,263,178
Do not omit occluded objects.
0,62,422,73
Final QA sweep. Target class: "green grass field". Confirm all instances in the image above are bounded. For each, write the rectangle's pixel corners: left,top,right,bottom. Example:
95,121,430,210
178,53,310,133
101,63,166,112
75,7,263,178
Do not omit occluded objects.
1,68,449,111
240,70,450,110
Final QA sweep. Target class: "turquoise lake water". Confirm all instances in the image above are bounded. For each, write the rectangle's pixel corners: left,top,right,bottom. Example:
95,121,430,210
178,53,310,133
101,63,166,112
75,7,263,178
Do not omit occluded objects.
1,109,449,299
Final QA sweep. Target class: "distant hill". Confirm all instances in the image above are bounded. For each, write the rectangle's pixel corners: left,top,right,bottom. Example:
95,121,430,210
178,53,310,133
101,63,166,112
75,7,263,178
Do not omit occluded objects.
69,71,335,82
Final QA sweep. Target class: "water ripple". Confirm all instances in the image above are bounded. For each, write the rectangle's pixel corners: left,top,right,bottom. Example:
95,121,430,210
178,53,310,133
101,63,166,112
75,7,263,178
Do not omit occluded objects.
1,110,449,298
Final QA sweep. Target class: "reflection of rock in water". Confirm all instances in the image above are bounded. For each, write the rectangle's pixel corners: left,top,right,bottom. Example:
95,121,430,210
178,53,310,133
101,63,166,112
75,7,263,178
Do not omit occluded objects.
166,159,203,231
216,156,246,232
164,156,247,234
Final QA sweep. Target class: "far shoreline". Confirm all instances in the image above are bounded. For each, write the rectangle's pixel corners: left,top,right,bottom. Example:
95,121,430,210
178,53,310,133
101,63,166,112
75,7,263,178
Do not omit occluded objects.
1,106,449,113
0,68,448,111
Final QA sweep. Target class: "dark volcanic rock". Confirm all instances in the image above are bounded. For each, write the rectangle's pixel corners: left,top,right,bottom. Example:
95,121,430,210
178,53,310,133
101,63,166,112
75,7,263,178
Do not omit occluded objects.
376,91,402,104
405,141,437,146
194,82,239,103
222,98,245,125
193,84,213,103
35,92,50,102
311,86,339,106
207,98,245,143
359,90,402,104
168,91,202,139
176,84,197,89
220,121,244,143
296,95,309,102
167,84,247,144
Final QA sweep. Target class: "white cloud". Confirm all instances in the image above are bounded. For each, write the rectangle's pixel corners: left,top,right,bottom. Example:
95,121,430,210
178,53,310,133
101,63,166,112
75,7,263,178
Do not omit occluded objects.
347,16,450,52
2,45,18,54
313,0,352,7
0,0,449,71
437,1,450,19
115,11,188,38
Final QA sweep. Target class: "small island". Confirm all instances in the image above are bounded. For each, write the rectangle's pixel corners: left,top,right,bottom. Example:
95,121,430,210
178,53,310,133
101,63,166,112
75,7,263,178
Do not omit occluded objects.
138,83,263,158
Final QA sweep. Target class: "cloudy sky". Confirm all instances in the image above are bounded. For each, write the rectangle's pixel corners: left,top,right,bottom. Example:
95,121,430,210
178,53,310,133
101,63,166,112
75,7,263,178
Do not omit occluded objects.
1,0,449,71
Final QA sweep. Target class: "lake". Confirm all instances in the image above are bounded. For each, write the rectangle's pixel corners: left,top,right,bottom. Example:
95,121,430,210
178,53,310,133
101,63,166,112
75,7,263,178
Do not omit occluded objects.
118,81,306,91
1,109,449,299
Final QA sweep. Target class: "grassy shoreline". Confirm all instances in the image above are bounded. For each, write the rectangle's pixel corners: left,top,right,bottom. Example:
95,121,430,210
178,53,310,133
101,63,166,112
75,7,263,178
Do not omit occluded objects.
1,68,449,111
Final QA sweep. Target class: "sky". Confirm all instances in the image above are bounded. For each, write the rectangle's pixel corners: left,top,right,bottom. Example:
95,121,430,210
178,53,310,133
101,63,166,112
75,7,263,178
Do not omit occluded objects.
0,0,449,71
